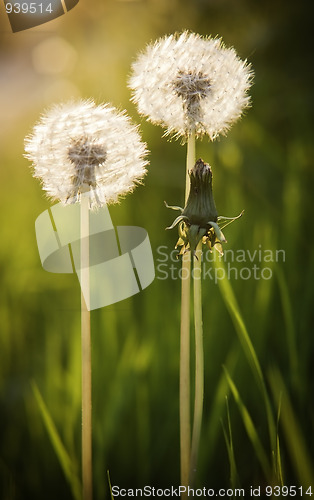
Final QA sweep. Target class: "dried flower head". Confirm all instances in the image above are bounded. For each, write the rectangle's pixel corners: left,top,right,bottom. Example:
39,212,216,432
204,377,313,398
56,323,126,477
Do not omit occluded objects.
129,31,253,140
25,100,149,209
166,159,243,256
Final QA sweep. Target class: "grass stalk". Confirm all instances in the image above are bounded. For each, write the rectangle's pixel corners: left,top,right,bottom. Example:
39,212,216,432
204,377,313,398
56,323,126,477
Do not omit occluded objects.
189,240,204,487
269,368,314,487
31,381,82,500
275,267,299,392
180,132,195,495
213,258,277,477
221,396,240,489
80,193,93,500
224,368,272,480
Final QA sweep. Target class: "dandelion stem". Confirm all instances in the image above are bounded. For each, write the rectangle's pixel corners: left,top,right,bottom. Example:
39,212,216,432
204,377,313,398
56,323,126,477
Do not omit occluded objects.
80,193,93,500
189,240,204,487
185,132,195,200
180,132,195,497
180,255,191,497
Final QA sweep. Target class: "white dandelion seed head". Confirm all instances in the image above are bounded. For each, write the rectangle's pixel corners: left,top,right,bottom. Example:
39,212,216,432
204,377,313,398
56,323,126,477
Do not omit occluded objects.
129,31,253,140
25,100,149,209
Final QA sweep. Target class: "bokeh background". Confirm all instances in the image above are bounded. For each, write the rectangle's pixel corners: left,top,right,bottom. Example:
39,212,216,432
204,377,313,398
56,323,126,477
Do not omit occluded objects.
0,0,313,498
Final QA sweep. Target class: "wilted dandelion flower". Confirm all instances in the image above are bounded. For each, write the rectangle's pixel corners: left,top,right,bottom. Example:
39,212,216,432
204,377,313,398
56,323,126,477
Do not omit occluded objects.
25,100,149,209
166,159,243,256
129,31,253,140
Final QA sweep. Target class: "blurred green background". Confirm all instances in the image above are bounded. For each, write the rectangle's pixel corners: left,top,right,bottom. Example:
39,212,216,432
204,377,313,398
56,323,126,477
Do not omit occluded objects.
0,0,313,498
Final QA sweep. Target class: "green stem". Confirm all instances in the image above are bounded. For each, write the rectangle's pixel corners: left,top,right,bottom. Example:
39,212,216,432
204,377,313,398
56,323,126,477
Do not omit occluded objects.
185,132,195,202
189,240,204,487
80,193,93,500
180,132,195,496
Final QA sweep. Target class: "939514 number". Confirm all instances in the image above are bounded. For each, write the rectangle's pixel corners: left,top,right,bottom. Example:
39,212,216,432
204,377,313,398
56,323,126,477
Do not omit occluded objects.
265,486,313,496
5,3,53,14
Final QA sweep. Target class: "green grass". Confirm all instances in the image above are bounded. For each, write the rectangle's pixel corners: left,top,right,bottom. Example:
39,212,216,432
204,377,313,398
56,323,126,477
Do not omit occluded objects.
31,381,82,500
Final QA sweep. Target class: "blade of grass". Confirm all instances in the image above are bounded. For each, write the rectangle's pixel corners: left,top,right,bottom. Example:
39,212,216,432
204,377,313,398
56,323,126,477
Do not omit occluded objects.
213,259,264,389
275,267,300,392
31,380,82,500
107,470,115,500
224,368,272,481
221,396,240,489
213,258,277,471
275,392,284,486
204,346,239,459
268,368,314,487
